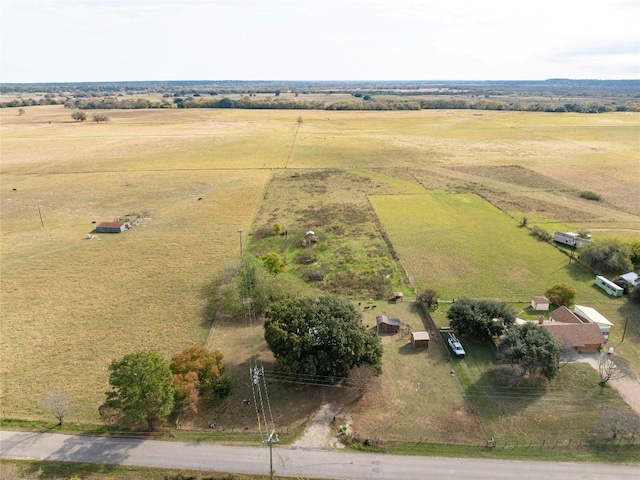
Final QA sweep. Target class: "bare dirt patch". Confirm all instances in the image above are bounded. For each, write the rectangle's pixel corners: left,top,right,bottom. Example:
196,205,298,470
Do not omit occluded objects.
291,403,352,449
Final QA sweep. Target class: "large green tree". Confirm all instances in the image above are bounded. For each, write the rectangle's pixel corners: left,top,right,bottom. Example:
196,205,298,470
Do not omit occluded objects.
103,351,174,430
498,323,561,381
578,238,633,274
264,295,382,381
447,298,516,339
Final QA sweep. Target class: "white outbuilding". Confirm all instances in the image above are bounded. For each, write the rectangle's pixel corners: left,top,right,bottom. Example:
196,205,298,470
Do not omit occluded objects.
531,296,550,311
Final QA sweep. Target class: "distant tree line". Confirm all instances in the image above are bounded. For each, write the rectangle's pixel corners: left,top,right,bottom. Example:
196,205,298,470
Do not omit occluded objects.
4,94,638,112
3,79,639,111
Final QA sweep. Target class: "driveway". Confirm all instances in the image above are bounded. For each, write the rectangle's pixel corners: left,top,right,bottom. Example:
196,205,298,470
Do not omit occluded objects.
1,430,639,480
575,352,640,415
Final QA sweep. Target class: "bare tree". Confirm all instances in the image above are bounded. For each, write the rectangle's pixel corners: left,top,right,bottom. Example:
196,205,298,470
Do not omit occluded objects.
598,353,628,387
594,407,640,441
38,389,74,426
346,364,381,399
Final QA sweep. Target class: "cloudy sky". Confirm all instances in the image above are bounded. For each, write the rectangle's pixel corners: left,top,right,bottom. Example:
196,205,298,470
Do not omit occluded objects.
1,0,638,83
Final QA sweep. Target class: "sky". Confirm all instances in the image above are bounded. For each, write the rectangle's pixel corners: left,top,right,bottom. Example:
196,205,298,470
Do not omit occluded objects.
1,0,639,83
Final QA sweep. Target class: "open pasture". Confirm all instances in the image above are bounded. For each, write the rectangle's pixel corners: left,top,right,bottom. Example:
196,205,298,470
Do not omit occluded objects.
1,105,639,439
3,108,638,219
0,168,269,421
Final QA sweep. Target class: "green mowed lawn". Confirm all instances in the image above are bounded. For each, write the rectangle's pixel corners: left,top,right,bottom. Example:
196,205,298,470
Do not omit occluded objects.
460,339,635,443
370,191,602,301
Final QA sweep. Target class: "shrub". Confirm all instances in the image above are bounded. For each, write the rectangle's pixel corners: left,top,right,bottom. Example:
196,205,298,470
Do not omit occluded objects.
532,226,552,242
545,283,577,307
579,190,602,201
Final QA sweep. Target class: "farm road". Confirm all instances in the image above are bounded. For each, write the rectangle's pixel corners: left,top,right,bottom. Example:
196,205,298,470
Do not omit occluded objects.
2,430,639,480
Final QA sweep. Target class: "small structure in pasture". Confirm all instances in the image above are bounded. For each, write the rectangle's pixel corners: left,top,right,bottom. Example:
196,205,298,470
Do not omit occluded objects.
376,314,402,334
96,221,130,233
530,296,550,311
620,271,640,288
594,275,623,297
411,331,430,349
392,292,404,303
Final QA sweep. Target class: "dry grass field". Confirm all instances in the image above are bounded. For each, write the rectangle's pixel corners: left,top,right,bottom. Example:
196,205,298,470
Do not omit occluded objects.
1,105,639,447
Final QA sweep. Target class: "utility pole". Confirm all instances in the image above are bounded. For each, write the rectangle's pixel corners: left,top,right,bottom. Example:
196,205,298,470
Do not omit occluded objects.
263,429,279,479
237,228,244,258
37,205,44,228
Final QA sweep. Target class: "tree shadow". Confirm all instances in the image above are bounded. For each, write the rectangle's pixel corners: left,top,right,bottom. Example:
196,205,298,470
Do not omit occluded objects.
2,432,140,476
465,366,549,420
617,301,640,346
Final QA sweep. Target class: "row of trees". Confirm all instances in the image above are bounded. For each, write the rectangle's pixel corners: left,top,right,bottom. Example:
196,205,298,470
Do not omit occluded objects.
26,95,637,113
6,96,637,112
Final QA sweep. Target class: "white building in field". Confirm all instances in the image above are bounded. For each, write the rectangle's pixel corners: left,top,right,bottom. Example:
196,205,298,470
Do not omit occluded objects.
531,296,550,311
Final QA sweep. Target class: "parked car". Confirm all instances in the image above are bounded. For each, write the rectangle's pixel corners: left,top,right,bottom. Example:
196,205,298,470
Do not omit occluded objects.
447,333,466,358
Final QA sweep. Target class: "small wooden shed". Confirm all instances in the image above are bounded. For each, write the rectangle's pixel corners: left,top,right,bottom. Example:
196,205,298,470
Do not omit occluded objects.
376,315,402,334
411,331,430,349
393,292,404,302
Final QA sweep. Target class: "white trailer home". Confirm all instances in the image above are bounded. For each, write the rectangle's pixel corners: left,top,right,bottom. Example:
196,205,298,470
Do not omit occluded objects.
553,232,591,248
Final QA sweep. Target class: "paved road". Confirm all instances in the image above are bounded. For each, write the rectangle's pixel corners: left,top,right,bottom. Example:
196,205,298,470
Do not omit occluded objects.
1,430,638,480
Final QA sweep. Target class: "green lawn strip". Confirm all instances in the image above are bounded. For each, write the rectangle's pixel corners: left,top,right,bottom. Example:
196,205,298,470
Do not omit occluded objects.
379,442,640,463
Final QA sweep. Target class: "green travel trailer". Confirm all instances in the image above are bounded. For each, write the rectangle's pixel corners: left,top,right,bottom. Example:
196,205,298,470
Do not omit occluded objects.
595,275,623,297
